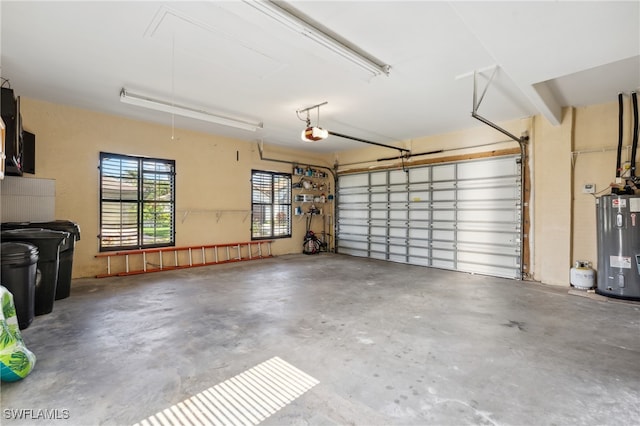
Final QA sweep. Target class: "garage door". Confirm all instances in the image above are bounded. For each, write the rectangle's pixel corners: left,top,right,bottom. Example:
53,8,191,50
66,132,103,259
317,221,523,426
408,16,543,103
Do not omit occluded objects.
336,155,522,279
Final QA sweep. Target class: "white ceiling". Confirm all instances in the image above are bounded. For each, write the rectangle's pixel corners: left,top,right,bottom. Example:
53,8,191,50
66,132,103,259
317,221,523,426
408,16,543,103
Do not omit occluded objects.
1,1,639,153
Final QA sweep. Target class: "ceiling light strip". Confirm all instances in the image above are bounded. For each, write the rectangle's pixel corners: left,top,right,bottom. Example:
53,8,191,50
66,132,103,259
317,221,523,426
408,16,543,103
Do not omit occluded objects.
243,0,390,77
120,88,263,132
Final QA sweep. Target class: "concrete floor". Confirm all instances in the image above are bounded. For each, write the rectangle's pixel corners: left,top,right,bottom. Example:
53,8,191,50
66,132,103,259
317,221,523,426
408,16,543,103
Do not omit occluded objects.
2,253,639,425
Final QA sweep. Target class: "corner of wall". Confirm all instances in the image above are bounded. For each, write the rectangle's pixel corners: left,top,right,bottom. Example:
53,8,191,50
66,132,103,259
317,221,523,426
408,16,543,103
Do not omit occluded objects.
531,107,574,286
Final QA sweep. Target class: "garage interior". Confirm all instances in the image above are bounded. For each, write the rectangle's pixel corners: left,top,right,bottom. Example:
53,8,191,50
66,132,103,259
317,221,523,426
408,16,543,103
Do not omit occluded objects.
2,254,640,425
1,1,639,425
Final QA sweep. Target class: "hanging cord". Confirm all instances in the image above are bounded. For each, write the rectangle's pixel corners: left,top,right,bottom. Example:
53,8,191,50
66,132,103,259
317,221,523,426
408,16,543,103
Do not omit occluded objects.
170,32,176,141
401,151,408,173
296,102,328,123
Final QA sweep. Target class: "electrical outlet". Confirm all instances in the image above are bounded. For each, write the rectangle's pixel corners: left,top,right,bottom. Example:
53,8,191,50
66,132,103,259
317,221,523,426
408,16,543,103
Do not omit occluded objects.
583,183,595,194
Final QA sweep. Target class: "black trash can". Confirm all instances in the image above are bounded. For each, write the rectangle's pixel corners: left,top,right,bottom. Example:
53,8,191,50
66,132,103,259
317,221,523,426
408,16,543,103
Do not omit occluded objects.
2,221,80,300
1,242,39,329
1,229,69,315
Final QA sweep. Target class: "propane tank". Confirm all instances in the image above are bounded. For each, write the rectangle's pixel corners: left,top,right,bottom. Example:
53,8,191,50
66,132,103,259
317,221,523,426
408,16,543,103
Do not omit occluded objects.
570,260,596,289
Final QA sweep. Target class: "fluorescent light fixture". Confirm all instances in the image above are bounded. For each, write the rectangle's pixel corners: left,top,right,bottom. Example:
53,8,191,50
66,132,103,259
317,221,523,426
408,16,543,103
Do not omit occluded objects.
243,0,390,77
119,88,263,132
301,126,328,142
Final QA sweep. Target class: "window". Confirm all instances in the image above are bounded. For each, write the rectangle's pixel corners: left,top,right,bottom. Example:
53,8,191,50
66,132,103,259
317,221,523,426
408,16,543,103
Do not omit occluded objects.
99,152,175,251
251,170,291,240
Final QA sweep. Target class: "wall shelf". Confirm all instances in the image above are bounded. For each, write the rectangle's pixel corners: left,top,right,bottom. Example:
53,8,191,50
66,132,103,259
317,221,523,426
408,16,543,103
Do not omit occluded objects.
178,209,251,223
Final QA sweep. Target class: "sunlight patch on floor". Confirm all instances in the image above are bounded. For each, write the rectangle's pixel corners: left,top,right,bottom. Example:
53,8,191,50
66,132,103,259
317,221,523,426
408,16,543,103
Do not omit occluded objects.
134,357,319,426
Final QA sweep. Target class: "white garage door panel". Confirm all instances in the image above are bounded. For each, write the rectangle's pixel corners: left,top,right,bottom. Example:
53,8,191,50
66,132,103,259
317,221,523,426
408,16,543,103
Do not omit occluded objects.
339,224,365,234
339,183,367,192
368,219,385,228
432,253,454,262
409,168,430,181
337,155,521,279
433,210,455,221
457,187,517,201
339,211,368,221
409,192,430,202
457,249,518,265
389,170,406,182
370,172,387,184
389,254,408,263
339,247,364,257
341,240,368,250
432,183,456,193
457,262,517,277
409,246,430,257
433,229,455,241
390,211,408,221
371,227,386,237
408,232,429,243
432,221,455,231
457,176,518,190
433,190,456,201
458,224,517,235
457,209,517,223
338,224,367,233
409,210,430,221
371,242,386,252
340,193,369,204
370,211,387,220
409,257,430,266
390,246,406,256
433,164,456,180
390,192,407,202
433,247,455,257
388,227,405,238
371,206,387,216
432,239,455,249
340,174,369,187
457,201,519,212
458,157,518,179
339,223,368,234
340,231,367,241
457,230,514,245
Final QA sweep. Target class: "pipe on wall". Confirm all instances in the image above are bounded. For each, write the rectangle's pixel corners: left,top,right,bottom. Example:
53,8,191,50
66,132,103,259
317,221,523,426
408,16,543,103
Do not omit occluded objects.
616,93,624,178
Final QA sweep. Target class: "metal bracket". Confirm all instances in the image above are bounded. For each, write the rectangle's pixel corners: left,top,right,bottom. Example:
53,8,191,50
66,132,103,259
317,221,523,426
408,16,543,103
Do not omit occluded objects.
471,66,528,145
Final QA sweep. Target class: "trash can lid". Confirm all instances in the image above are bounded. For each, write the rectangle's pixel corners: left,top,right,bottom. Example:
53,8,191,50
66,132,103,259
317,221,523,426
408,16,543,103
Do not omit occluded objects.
1,242,39,265
2,228,69,240
2,220,81,241
1,228,70,248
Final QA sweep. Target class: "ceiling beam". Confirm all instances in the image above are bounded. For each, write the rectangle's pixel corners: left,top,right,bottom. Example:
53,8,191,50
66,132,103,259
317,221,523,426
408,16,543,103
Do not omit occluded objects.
525,81,563,126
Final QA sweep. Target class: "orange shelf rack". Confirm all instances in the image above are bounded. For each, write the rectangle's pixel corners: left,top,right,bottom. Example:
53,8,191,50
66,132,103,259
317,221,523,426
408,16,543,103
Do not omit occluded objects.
95,240,273,278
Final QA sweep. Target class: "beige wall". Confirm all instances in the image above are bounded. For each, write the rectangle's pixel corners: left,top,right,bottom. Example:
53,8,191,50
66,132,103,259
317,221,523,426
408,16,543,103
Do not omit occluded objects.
9,97,623,286
17,98,332,278
572,100,634,271
531,109,573,286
